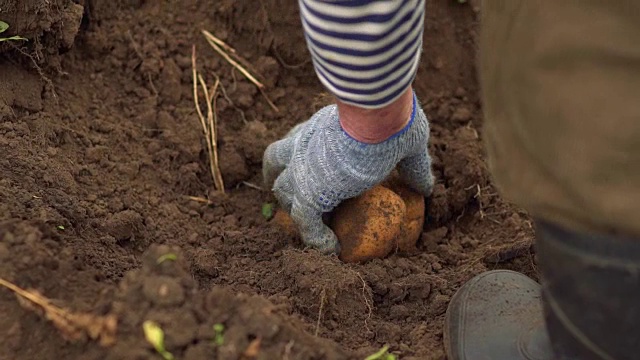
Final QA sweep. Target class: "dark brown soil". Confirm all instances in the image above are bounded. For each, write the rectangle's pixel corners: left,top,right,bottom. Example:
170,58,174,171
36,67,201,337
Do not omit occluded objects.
0,1,538,359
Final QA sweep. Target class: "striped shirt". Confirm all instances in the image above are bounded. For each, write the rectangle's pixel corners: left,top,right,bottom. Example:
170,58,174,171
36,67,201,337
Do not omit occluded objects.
299,0,425,109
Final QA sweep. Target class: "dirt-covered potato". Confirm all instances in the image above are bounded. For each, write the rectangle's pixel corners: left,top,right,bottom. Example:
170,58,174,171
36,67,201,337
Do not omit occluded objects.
383,179,426,252
272,181,426,263
331,185,406,263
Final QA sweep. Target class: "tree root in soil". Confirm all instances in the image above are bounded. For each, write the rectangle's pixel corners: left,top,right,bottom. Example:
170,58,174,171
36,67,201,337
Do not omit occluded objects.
0,277,117,347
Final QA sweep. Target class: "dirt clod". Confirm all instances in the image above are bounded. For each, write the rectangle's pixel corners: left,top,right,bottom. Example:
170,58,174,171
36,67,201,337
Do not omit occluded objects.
103,210,144,244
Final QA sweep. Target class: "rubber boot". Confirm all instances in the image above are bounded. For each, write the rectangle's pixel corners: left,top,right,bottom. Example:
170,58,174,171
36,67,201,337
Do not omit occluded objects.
537,220,640,360
444,269,555,360
444,219,640,360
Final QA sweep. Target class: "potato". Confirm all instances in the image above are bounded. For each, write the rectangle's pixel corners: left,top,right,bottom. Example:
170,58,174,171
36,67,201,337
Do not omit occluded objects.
382,179,426,252
272,182,425,263
331,185,406,263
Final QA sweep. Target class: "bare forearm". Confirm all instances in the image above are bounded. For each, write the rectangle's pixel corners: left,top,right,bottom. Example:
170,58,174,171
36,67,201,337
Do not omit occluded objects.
337,86,414,143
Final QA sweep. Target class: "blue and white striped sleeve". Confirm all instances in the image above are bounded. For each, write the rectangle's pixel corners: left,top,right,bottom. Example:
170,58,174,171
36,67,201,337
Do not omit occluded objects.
299,0,425,109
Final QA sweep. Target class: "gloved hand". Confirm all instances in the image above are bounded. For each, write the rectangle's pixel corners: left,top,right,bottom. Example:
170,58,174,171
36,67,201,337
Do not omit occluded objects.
263,93,434,254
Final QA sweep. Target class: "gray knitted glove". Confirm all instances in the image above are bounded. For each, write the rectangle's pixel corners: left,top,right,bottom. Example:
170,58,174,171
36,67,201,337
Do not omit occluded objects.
263,93,434,254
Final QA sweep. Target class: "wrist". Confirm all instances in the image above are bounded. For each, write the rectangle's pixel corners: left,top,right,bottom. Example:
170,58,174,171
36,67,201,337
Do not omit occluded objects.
338,87,414,144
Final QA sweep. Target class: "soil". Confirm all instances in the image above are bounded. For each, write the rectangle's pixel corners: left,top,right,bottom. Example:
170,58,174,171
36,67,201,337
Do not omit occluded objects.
0,1,538,359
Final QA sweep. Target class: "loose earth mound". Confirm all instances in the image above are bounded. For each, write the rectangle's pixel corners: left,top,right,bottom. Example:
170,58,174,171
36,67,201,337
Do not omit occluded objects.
0,1,537,359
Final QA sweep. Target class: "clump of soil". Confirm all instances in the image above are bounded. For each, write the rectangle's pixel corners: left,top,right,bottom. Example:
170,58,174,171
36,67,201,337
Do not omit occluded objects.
0,1,538,359
103,245,350,360
0,0,85,68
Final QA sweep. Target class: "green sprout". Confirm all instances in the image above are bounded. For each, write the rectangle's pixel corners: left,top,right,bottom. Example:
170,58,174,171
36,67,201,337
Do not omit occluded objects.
156,253,177,264
213,323,225,346
143,320,175,360
0,21,27,43
261,203,274,220
262,203,273,220
57,225,65,230
365,345,397,360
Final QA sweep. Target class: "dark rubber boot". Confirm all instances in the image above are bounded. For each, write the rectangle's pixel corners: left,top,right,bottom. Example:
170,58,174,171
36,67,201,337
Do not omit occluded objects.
537,220,640,360
445,219,640,360
444,269,555,360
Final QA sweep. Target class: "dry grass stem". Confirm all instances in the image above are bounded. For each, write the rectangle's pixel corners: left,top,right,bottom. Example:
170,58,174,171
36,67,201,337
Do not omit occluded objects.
204,31,237,55
185,195,213,205
259,87,280,112
241,181,263,191
202,30,264,88
192,46,207,130
198,72,225,191
0,277,117,346
192,45,225,193
201,30,279,113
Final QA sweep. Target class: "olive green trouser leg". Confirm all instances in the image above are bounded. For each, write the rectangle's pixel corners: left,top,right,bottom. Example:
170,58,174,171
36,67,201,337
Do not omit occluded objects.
480,1,640,359
480,0,640,237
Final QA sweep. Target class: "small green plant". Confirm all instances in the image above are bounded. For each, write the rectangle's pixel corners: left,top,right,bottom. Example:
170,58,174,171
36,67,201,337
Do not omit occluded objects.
365,345,397,360
213,323,225,346
261,203,274,220
57,225,65,230
0,21,27,43
156,253,177,264
143,320,175,360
